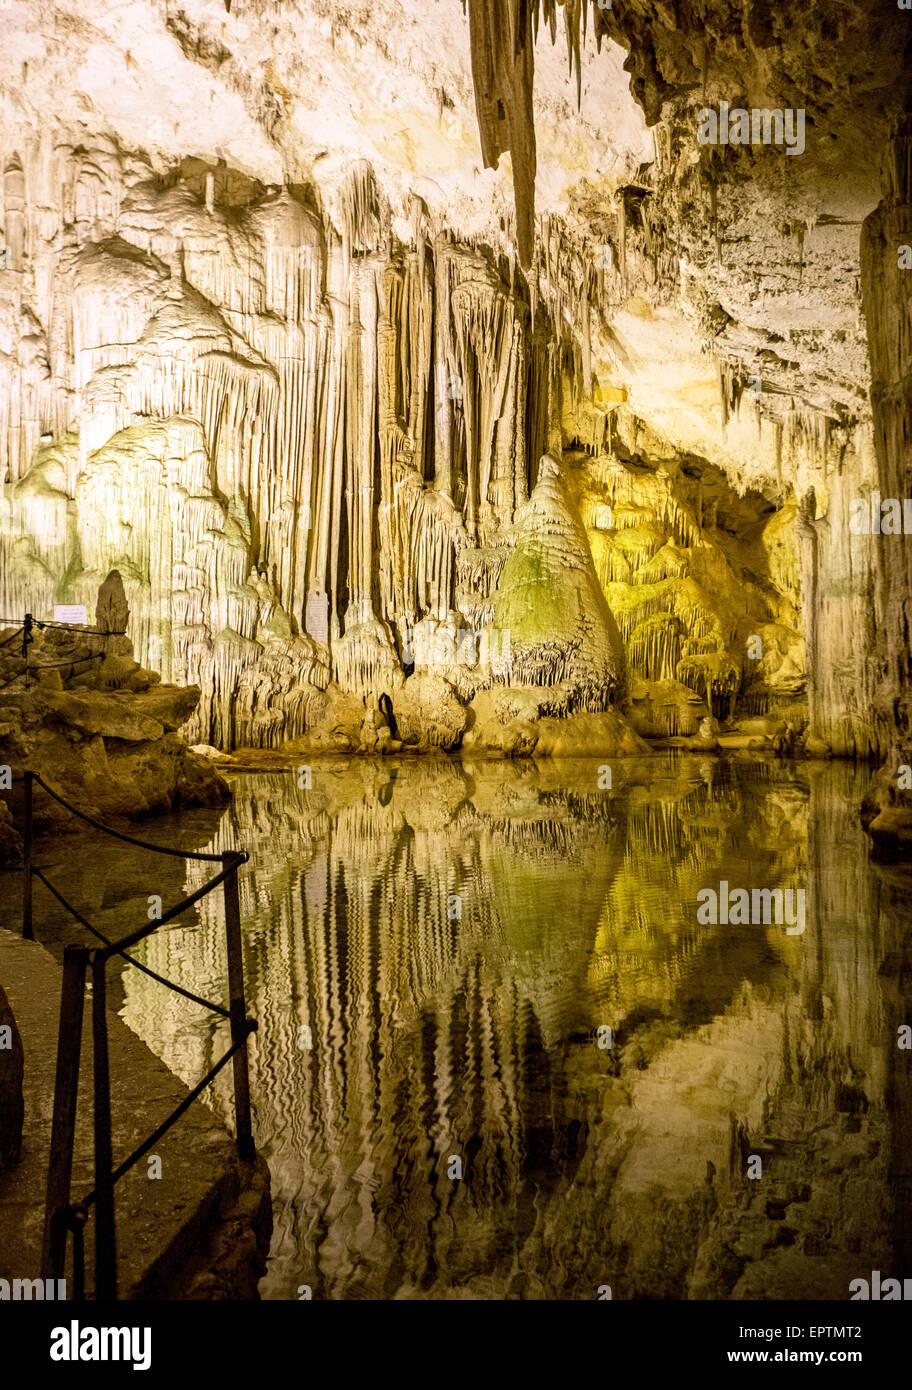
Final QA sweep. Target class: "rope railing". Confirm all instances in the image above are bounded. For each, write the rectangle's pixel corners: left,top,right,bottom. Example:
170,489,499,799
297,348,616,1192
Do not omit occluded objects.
0,610,124,692
9,769,258,1301
57,1030,255,1303
0,612,121,635
84,1031,254,1207
31,772,227,862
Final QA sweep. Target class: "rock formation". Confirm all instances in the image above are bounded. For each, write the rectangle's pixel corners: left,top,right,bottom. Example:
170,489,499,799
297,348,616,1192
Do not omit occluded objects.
0,571,229,855
494,453,626,707
858,118,912,851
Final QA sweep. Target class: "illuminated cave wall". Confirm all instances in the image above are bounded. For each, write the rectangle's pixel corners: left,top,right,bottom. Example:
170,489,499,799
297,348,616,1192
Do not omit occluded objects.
566,415,806,729
0,148,559,743
0,140,806,747
1,0,910,758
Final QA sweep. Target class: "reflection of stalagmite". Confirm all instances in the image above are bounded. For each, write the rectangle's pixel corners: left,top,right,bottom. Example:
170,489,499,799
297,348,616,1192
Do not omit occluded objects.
112,758,910,1299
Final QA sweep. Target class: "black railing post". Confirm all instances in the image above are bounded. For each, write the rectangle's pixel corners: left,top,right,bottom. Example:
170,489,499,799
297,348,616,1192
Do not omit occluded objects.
70,1207,87,1301
31,773,254,1299
222,851,255,1161
41,944,89,1282
22,612,33,691
91,953,117,1300
22,770,33,939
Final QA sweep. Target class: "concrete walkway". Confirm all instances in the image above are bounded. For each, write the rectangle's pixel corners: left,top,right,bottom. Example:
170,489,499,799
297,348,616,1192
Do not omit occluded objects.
0,927,269,1298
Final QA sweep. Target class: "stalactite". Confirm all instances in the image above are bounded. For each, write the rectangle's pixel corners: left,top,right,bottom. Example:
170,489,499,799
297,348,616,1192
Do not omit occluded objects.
0,133,626,745
463,1,603,269
464,0,537,268
339,160,383,276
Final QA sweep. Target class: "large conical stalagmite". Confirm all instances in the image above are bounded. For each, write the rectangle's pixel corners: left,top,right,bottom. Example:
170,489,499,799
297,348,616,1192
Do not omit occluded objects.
493,453,627,709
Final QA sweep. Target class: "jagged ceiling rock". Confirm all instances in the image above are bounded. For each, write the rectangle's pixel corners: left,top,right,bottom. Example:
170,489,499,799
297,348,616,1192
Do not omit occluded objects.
588,1,910,482
0,0,650,240
2,0,896,488
592,0,909,145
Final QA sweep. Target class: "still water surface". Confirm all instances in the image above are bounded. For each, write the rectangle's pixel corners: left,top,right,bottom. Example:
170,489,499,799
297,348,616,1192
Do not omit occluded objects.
35,754,912,1299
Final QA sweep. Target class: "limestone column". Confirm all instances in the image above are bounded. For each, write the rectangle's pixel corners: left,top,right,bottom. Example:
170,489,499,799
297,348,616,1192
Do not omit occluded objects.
861,117,912,761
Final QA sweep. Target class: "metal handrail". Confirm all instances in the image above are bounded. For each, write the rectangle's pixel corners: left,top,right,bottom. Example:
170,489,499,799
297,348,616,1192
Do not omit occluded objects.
32,867,231,1017
12,770,257,1300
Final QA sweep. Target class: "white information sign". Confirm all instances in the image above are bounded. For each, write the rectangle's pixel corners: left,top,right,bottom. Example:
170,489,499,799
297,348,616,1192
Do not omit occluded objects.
53,605,88,626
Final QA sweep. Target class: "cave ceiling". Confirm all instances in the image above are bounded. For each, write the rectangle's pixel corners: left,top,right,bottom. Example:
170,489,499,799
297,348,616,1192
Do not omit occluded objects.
6,0,908,494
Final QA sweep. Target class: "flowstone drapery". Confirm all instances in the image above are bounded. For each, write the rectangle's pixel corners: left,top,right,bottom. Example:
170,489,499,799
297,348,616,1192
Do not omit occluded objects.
0,136,810,753
0,151,569,746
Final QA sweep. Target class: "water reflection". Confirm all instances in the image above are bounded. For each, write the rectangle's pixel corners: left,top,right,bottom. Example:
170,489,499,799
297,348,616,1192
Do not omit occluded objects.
37,754,912,1299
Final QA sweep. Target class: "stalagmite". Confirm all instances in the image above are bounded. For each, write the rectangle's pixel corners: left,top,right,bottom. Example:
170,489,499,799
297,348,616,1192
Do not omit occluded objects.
492,453,626,710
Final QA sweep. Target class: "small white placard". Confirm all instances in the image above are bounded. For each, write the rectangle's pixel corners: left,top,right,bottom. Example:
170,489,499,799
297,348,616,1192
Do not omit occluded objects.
53,605,87,626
